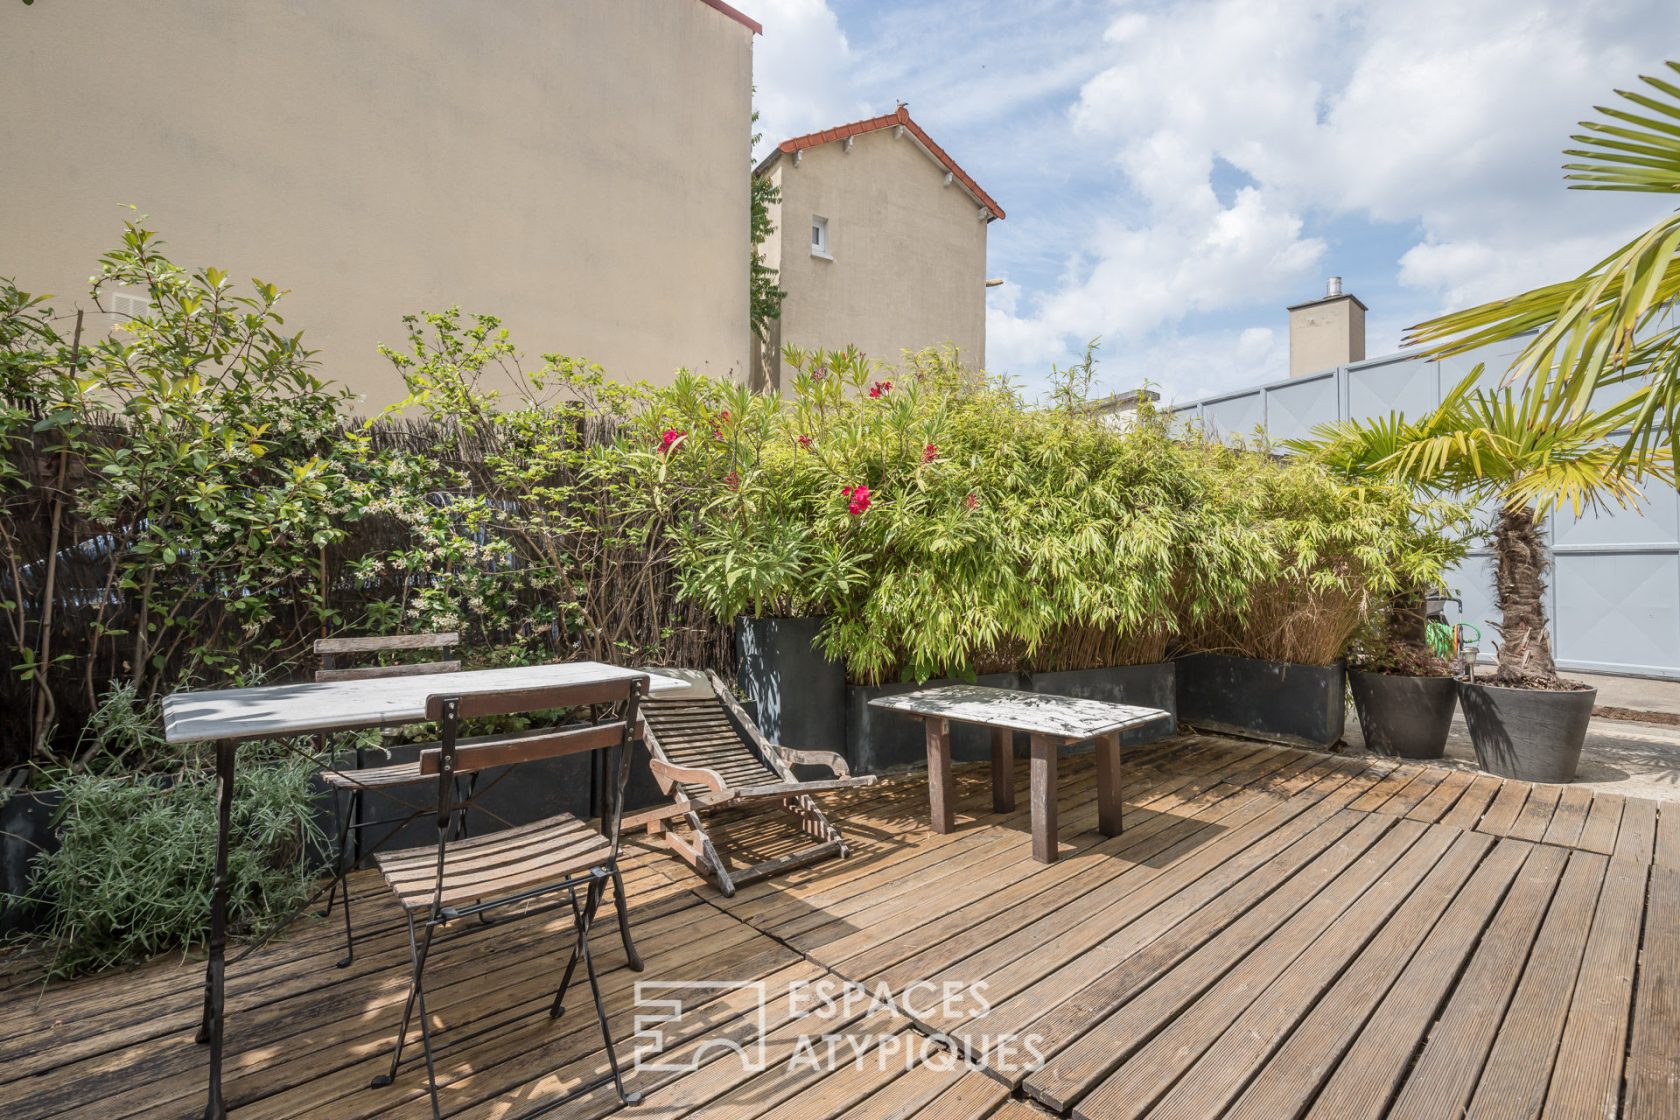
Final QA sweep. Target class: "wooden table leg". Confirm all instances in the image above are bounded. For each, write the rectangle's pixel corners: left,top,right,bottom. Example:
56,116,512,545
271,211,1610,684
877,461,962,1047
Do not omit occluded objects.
1030,733,1058,863
1096,730,1124,836
991,727,1015,813
925,717,954,833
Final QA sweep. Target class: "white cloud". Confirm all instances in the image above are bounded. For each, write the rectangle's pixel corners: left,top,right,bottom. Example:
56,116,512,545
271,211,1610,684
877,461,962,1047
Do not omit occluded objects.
750,0,866,158
755,0,1680,402
983,0,1680,397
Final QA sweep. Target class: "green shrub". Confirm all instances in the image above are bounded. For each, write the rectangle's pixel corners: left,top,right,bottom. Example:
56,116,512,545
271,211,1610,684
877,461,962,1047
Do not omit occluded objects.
24,750,323,977
655,343,1453,680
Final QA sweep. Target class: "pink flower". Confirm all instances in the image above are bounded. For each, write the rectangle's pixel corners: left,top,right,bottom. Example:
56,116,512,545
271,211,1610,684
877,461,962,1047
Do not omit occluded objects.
964,491,979,511
842,483,872,515
797,434,813,449
868,380,893,399
812,366,829,382
922,443,938,463
724,470,739,491
657,428,685,455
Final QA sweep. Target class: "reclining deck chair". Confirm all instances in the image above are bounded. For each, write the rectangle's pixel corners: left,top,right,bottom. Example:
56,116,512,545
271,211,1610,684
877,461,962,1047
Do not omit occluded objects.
637,669,876,895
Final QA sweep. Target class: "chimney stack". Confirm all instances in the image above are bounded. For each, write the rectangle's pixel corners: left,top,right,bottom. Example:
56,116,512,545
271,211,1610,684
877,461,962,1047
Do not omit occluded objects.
1288,277,1366,377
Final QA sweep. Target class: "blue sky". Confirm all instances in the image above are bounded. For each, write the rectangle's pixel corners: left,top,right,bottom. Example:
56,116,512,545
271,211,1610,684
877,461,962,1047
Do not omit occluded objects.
750,0,1680,404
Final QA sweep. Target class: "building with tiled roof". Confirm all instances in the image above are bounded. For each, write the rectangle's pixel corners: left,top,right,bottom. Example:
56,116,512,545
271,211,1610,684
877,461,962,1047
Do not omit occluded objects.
753,105,1003,390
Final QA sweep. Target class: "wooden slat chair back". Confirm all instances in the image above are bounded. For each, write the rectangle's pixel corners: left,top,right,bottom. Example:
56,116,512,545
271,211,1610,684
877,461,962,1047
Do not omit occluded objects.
309,631,463,968
632,668,877,896
369,676,648,1116
315,631,461,681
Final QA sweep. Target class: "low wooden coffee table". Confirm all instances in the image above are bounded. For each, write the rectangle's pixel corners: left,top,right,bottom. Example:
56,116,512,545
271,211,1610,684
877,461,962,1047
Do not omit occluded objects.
868,684,1171,863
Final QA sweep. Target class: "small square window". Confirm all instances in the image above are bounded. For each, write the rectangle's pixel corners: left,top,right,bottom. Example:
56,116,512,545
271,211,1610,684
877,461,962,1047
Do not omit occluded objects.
810,215,831,259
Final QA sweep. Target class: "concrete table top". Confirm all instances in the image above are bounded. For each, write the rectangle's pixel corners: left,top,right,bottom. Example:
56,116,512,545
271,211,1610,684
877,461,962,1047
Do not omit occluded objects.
163,661,683,744
868,683,1170,742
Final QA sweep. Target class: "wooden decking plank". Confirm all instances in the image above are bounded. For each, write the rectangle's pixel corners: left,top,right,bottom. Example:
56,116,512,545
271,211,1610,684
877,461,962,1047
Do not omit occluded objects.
654,1014,911,1120
833,1059,966,1120
1477,780,1533,836
1302,840,1562,1120
109,902,780,1120
1140,827,1495,1120
1073,820,1457,1120
845,754,1336,980
2,871,699,1094
734,743,1229,930
1440,773,1504,830
1457,850,1605,1119
1509,783,1566,843
1371,767,1449,817
867,761,1371,997
1540,856,1650,1119
1,738,1667,1120
1384,846,1579,1120
1624,861,1680,1119
1616,796,1660,864
1405,767,1475,823
1023,813,1403,1112
1656,802,1680,868
903,1068,1011,1120
412,958,852,1120
1576,793,1626,856
798,754,1340,973
1345,763,1422,813
1540,786,1596,850
918,776,1375,1047
944,797,1377,1069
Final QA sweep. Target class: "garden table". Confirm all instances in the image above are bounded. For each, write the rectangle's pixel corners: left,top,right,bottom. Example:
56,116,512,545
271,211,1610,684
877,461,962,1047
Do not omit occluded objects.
162,661,686,1120
868,684,1170,864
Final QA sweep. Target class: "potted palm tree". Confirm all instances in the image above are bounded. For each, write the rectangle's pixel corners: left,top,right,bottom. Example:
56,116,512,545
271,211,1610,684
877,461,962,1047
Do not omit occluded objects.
1294,376,1671,781
1287,420,1470,759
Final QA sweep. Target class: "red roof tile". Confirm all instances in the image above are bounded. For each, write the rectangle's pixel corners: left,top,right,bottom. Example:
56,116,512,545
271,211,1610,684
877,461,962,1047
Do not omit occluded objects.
770,105,1005,220
695,0,760,35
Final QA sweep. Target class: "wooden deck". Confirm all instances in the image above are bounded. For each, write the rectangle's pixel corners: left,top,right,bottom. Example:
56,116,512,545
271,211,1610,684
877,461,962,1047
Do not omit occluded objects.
2,734,1678,1119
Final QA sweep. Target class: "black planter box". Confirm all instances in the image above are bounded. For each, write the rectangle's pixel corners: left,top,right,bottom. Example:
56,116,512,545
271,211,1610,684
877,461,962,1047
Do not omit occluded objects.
735,615,847,754
1176,653,1346,749
0,785,62,935
848,673,1026,774
1026,663,1178,749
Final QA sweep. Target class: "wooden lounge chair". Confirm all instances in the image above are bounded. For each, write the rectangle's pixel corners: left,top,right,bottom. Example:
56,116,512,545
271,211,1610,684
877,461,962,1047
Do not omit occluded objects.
634,669,876,895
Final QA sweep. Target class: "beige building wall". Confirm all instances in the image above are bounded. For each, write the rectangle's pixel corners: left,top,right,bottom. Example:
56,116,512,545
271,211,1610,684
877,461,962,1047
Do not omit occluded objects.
0,0,755,410
760,127,990,387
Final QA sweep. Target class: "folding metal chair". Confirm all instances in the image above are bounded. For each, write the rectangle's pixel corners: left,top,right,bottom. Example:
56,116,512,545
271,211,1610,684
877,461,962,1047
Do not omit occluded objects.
314,634,641,973
315,633,462,968
369,675,648,1117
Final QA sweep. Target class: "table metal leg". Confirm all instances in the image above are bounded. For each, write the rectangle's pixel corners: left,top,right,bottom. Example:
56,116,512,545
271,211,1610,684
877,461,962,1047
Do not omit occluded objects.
925,718,954,833
1030,734,1058,863
199,737,235,1119
990,727,1014,813
1095,731,1124,837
